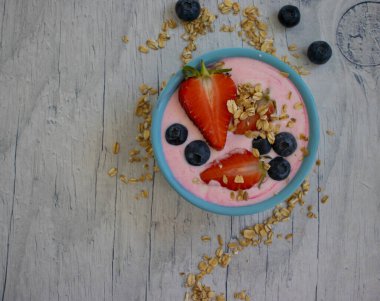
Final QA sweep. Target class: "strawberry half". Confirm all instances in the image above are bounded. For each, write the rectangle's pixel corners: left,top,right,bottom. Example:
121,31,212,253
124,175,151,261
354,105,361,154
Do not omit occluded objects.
234,100,276,135
200,148,266,191
179,61,237,150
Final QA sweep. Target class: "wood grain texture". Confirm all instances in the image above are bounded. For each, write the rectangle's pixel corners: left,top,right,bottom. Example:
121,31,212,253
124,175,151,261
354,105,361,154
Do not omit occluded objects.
0,0,379,300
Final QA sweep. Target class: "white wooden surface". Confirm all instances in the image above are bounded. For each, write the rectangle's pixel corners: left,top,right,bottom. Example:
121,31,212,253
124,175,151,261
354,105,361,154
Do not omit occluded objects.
0,0,379,300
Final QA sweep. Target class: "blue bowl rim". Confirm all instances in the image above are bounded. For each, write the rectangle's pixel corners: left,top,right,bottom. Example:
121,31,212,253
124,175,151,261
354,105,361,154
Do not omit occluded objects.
151,48,320,216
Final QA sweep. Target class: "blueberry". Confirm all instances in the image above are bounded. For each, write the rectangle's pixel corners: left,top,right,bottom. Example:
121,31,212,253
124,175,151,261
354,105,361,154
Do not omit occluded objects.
268,157,291,181
273,132,297,157
175,0,201,22
307,41,332,65
252,137,271,155
184,140,210,166
165,123,188,145
278,5,301,28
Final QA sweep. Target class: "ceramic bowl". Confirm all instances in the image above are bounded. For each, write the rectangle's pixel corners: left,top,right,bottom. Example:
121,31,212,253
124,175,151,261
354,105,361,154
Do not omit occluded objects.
152,48,319,216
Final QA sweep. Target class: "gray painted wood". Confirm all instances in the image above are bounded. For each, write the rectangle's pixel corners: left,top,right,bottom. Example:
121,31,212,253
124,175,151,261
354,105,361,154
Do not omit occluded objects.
0,0,379,300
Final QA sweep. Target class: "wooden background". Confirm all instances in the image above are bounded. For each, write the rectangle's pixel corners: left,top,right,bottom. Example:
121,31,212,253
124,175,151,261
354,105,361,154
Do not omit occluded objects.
0,0,379,300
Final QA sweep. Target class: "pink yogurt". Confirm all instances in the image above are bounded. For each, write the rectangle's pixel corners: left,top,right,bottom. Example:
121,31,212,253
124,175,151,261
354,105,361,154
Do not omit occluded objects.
161,57,309,206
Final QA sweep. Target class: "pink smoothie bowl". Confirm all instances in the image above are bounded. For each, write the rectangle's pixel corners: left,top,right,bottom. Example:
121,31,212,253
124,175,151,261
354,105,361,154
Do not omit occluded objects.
151,48,320,216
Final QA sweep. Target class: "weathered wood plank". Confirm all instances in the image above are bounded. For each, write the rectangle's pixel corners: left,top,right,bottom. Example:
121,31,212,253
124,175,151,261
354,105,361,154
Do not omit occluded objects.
0,0,379,300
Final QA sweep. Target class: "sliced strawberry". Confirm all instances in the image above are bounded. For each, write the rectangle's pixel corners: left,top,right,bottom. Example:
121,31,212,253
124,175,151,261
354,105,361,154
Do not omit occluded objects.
234,100,276,135
179,61,237,150
200,148,266,191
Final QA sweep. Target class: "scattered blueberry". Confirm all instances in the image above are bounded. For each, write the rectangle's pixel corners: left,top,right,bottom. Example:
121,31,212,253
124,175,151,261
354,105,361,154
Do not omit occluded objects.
175,0,201,22
307,41,332,65
273,132,297,157
278,5,301,28
268,157,291,181
165,123,188,145
184,140,210,166
252,137,271,155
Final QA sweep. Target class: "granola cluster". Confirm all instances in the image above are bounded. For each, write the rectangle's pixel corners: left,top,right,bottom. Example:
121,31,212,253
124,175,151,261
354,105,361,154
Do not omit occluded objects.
138,19,177,53
183,179,311,300
180,8,217,64
218,0,240,15
227,83,278,144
